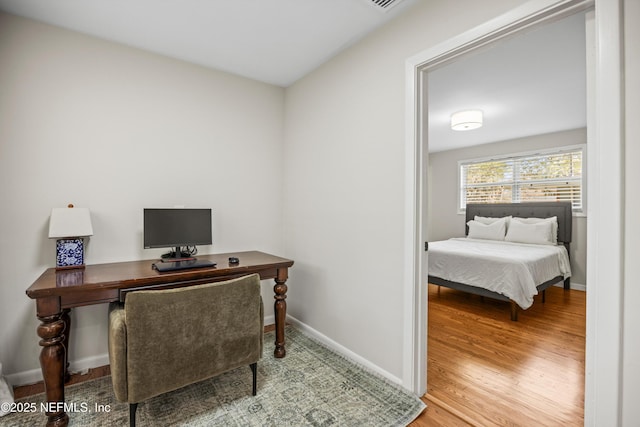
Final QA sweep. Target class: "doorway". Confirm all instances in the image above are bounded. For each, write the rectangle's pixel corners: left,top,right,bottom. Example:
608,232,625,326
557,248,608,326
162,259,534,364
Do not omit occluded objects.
423,10,588,424
403,0,625,424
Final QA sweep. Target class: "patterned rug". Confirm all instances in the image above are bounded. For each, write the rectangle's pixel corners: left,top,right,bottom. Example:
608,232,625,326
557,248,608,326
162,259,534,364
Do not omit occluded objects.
5,326,425,426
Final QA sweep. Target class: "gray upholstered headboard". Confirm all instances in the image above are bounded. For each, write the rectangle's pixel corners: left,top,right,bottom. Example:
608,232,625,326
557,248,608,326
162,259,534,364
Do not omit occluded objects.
465,202,572,243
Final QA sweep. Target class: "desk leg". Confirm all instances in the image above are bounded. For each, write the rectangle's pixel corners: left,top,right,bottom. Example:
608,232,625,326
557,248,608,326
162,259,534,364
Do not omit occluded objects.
273,268,288,358
36,297,69,427
61,309,71,383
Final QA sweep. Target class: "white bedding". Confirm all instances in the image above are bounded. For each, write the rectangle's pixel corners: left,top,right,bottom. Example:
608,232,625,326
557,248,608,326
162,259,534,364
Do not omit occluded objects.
428,238,572,309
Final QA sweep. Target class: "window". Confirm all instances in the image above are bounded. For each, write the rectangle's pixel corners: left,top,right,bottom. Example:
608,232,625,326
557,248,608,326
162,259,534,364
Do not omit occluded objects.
459,145,585,212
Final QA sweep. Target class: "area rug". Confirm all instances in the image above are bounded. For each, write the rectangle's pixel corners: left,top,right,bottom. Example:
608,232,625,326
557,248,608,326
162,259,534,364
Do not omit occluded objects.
6,326,425,426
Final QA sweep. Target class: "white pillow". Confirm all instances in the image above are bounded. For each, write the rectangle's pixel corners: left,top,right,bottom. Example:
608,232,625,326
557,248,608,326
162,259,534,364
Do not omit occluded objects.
474,215,511,232
474,216,511,227
505,218,554,245
513,216,558,244
467,219,506,241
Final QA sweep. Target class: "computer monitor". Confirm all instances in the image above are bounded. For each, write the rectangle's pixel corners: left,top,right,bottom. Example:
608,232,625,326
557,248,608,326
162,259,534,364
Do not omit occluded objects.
143,208,212,259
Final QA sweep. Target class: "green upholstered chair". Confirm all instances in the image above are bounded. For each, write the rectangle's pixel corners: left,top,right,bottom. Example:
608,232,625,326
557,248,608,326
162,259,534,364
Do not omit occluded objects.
108,273,264,427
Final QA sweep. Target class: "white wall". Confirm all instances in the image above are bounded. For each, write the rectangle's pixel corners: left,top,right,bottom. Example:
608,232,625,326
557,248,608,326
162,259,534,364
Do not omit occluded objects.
622,0,640,423
428,128,588,285
0,13,285,380
282,0,529,380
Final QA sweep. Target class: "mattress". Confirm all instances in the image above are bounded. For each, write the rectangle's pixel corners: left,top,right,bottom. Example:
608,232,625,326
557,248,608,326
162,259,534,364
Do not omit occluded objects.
428,238,572,309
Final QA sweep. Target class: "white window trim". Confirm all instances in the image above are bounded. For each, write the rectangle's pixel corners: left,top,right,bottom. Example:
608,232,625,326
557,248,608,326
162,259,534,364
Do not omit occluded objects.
457,143,587,216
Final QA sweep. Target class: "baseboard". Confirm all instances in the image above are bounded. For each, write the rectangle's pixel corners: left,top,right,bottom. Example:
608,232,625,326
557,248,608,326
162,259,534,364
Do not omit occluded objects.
263,314,275,326
6,353,110,388
554,281,586,291
285,315,404,386
5,368,40,389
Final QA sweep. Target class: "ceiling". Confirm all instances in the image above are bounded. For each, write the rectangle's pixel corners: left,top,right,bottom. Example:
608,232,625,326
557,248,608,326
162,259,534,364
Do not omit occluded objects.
0,1,586,152
428,12,587,152
0,0,419,87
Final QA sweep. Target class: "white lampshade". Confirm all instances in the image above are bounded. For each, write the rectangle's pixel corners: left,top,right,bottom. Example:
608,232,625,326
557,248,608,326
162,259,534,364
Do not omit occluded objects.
451,110,483,131
48,206,94,238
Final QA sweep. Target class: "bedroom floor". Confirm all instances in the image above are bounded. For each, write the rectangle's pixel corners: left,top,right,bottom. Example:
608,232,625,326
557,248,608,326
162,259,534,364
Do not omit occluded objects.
413,284,585,427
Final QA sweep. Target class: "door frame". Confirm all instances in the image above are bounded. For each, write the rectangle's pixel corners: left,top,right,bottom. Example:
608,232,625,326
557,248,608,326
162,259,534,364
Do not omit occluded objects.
402,0,624,424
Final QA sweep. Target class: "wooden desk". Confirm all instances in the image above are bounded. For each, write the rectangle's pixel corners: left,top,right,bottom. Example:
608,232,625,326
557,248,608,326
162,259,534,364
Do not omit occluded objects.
26,251,294,427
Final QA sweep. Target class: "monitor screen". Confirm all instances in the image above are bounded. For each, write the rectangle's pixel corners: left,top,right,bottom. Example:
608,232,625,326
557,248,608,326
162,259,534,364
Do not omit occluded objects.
143,208,212,249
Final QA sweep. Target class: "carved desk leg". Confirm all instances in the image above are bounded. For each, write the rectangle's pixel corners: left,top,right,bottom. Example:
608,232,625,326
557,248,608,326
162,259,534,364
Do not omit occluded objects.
36,297,69,427
61,309,71,383
273,268,288,358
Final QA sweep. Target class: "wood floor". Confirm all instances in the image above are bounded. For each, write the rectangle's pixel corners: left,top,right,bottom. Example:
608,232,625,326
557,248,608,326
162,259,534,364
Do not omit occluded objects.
410,284,586,426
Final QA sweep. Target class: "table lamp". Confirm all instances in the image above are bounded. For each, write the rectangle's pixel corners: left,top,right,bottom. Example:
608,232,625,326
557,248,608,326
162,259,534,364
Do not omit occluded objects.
48,204,93,269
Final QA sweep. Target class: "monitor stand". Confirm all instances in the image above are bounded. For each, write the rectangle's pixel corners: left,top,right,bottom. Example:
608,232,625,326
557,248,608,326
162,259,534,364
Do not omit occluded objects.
160,246,195,262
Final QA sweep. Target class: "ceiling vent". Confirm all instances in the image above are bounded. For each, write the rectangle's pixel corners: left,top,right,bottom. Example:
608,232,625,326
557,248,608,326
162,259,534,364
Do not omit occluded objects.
366,0,404,11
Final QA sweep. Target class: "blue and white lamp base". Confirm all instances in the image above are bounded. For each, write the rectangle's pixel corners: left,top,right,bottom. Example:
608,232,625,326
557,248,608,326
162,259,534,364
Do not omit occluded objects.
55,238,85,269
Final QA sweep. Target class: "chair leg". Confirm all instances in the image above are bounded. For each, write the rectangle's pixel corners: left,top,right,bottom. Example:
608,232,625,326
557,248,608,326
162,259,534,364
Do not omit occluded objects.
130,403,138,427
250,362,257,396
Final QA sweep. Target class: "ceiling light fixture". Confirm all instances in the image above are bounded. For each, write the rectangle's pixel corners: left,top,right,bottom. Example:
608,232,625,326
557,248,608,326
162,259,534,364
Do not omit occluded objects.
451,110,483,131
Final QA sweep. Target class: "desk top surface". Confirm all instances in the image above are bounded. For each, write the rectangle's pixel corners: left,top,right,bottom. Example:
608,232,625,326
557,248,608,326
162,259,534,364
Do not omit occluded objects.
26,250,293,299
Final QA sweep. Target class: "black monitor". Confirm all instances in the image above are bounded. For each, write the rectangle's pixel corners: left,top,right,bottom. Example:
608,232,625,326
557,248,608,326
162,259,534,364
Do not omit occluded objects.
143,208,212,259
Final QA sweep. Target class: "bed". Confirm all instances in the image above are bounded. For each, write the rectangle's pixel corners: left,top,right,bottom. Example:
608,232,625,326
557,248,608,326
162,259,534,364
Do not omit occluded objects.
428,202,572,321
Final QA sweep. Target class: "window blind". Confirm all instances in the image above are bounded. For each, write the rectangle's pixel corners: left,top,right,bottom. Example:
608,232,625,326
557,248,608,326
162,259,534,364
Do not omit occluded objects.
459,147,583,211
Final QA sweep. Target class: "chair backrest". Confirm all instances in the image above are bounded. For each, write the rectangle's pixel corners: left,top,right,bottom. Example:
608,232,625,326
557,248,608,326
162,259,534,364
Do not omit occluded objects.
120,273,263,403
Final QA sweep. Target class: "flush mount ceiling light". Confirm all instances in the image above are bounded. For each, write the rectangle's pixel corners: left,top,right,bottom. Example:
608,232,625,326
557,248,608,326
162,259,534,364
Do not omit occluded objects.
451,110,483,131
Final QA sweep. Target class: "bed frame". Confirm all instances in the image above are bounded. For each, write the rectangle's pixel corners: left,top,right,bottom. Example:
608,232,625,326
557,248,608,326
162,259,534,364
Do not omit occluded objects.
428,201,572,321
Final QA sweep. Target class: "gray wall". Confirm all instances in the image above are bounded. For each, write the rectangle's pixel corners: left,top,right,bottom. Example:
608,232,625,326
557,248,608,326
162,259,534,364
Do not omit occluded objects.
428,128,587,286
